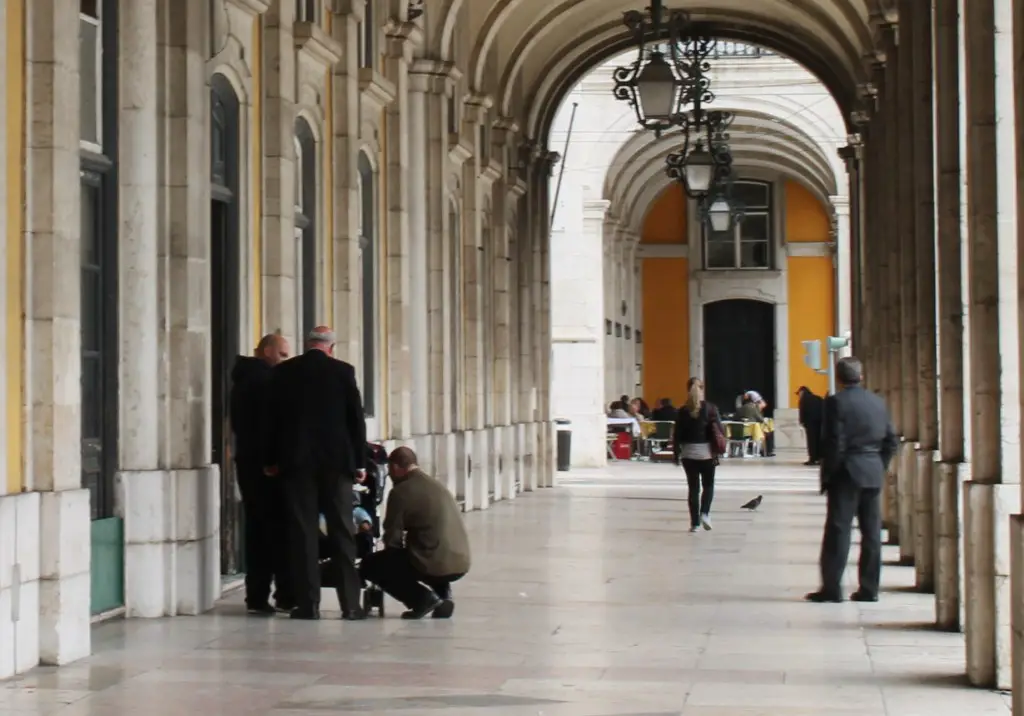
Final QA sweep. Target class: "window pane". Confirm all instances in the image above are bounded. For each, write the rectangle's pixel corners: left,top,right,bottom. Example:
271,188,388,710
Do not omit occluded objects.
740,241,770,268
359,156,376,417
81,182,100,265
733,181,769,209
361,5,374,68
81,269,102,351
740,213,770,241
79,18,100,146
706,241,735,269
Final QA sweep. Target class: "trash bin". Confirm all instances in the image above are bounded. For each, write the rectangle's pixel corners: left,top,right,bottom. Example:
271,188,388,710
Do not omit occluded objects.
555,419,572,471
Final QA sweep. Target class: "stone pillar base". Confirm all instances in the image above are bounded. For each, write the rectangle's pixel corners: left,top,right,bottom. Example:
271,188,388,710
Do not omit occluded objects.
117,467,221,618
914,449,937,592
0,492,43,678
38,489,91,666
963,480,1019,690
414,434,435,477
934,461,966,631
513,423,527,495
770,408,806,450
523,425,538,492
884,445,900,543
1010,515,1024,715
434,432,458,497
897,443,917,564
489,427,503,504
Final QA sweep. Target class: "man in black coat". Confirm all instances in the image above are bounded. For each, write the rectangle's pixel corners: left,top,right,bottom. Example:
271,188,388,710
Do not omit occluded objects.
796,386,825,465
806,357,898,603
264,326,368,620
229,333,293,614
650,398,678,422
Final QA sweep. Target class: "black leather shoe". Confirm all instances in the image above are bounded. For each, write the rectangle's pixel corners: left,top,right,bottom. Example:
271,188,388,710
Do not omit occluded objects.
804,590,843,603
246,602,276,616
401,593,444,620
290,605,321,620
850,590,878,603
342,608,367,621
431,599,455,619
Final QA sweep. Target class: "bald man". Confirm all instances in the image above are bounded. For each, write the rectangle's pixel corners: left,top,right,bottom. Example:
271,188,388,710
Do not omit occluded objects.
360,447,471,620
265,326,367,620
230,333,293,614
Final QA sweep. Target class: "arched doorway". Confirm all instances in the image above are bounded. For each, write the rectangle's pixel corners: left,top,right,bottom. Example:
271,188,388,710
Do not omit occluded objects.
703,299,776,415
210,74,242,574
294,118,317,340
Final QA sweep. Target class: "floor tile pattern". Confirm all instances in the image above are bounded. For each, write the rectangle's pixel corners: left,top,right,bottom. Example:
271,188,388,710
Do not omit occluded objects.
1,454,1011,715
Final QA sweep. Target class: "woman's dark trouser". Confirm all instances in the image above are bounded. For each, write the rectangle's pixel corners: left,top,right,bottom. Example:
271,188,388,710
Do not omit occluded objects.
681,458,716,526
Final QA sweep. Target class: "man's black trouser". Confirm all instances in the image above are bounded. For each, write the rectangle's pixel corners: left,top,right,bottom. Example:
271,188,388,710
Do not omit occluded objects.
819,479,882,598
235,460,292,607
805,421,822,462
283,467,362,612
360,548,463,608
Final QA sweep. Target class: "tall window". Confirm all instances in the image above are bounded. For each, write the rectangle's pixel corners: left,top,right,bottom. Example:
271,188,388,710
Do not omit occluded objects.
294,120,317,340
295,0,319,23
360,1,375,69
79,0,102,152
358,152,377,417
703,180,772,270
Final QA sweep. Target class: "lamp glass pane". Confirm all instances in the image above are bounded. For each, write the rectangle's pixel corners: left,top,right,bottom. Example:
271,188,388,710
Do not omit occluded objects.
708,199,731,232
636,54,677,120
684,161,714,193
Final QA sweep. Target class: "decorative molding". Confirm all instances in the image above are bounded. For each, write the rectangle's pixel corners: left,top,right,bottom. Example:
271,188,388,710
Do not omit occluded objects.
408,59,450,94
294,22,343,67
636,244,690,259
384,20,424,59
479,161,503,185
329,0,366,20
785,242,833,257
225,0,271,15
358,68,397,113
448,138,474,166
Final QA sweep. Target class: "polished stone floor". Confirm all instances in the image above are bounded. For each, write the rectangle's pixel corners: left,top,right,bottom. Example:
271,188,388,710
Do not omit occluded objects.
2,453,1012,715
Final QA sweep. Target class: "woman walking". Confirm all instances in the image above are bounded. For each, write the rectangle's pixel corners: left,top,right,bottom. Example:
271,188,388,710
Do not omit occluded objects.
673,377,725,532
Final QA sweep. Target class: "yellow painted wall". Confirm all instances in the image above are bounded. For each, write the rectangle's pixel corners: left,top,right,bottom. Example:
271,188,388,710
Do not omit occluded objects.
640,183,688,244
6,0,25,494
785,180,830,243
641,258,689,406
251,17,263,344
788,256,835,396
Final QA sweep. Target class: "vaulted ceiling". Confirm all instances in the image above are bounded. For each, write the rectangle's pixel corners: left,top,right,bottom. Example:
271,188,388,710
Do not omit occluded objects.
419,0,895,141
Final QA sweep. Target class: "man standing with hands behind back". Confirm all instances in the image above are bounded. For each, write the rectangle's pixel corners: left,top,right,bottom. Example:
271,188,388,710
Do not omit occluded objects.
264,326,367,621
805,356,898,604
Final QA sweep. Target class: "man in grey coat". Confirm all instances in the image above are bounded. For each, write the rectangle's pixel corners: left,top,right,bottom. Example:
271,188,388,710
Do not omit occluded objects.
805,356,898,603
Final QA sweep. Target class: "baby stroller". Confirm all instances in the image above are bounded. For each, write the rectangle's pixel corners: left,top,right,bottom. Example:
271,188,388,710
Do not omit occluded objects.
319,441,389,617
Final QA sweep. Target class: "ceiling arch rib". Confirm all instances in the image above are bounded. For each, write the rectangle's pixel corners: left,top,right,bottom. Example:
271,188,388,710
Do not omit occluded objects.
600,106,845,200
604,112,840,204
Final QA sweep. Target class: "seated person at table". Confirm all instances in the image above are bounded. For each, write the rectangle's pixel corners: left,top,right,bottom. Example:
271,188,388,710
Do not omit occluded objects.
651,398,678,422
359,447,471,620
608,401,630,419
737,396,763,422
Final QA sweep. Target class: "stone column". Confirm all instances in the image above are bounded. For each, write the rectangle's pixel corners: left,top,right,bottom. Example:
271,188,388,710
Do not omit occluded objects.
22,0,90,665
962,0,1020,690
411,60,450,477
460,96,487,506
382,21,417,440
261,1,297,344
602,220,615,400
406,62,430,444
832,197,852,351
330,0,365,364
517,147,538,490
894,17,920,566
539,154,557,487
906,0,940,593
933,0,967,632
492,120,517,497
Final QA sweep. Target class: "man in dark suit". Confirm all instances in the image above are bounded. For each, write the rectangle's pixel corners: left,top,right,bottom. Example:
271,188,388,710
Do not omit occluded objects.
796,386,825,465
650,398,678,422
264,326,367,620
230,333,293,615
806,357,898,603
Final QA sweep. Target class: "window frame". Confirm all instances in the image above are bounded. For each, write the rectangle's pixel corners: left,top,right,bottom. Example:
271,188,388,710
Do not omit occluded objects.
79,5,103,154
701,179,774,271
358,151,379,419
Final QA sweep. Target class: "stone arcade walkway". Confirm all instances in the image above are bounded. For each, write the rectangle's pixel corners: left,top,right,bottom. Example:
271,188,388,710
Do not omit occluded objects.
1,456,1012,715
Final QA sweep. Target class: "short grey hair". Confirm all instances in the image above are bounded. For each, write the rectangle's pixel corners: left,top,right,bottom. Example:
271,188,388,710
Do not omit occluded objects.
836,356,863,386
307,328,336,345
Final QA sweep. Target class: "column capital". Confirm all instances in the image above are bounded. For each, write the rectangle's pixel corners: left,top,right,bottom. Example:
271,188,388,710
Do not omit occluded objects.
463,93,493,124
384,19,423,61
583,199,611,222
830,195,851,214
328,0,364,21
408,58,450,94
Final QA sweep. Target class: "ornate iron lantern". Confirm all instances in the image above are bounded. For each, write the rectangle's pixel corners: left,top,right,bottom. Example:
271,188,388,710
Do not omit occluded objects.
664,109,734,198
611,0,693,136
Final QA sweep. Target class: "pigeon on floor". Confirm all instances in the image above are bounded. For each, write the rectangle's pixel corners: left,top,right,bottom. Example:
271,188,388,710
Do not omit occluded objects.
741,495,763,511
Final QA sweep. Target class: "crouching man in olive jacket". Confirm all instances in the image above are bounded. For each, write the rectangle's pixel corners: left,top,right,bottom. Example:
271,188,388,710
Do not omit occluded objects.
359,446,471,619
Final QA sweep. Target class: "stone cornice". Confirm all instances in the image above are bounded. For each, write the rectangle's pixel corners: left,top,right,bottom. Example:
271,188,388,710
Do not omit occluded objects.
294,22,343,67
359,69,396,112
479,161,503,185
508,178,528,198
225,0,271,15
786,242,834,257
448,138,474,166
409,58,450,94
384,19,423,61
463,94,493,124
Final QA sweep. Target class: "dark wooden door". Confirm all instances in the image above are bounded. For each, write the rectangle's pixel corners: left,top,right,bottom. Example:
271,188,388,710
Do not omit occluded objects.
703,299,776,416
